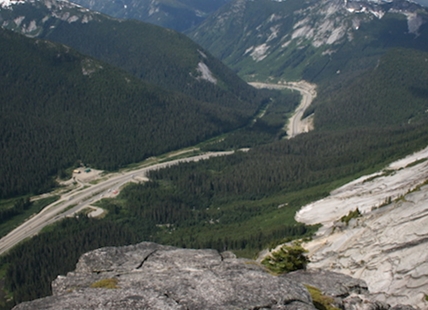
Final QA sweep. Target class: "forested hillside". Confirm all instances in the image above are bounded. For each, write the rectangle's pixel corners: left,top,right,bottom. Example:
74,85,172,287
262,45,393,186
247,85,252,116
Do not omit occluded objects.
0,0,261,118
2,0,428,308
3,115,428,306
310,48,428,130
0,28,265,198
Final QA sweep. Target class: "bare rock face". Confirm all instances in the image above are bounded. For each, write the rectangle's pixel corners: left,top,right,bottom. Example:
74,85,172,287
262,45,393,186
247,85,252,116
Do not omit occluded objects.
13,242,316,310
297,146,428,309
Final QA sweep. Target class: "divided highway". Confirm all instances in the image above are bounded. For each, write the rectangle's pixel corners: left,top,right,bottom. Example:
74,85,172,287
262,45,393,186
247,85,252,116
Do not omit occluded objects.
249,81,317,138
0,80,316,256
0,151,232,256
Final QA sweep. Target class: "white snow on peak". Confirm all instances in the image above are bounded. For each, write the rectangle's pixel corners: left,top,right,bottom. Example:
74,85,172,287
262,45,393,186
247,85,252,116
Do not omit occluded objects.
250,44,270,61
0,0,25,8
195,62,217,84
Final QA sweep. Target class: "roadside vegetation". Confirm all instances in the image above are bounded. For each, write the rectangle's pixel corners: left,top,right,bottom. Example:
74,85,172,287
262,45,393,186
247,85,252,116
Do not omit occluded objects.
1,7,428,309
0,196,59,238
2,115,428,306
0,28,270,199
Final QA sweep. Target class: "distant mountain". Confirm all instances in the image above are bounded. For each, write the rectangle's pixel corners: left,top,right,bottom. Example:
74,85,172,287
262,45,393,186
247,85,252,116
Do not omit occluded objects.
67,0,230,32
188,0,428,84
0,0,262,119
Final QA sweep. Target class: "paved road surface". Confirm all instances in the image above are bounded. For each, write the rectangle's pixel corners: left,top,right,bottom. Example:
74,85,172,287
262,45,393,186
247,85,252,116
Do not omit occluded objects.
0,81,316,255
249,81,317,138
0,151,232,256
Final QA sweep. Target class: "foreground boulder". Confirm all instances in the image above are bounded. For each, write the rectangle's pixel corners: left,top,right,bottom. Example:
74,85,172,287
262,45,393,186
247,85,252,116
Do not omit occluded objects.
13,242,418,309
14,242,315,309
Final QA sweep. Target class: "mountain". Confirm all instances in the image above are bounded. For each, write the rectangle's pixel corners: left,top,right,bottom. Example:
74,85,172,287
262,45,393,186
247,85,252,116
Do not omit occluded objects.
67,0,230,32
0,26,264,199
311,48,428,130
187,0,428,84
0,0,262,120
0,0,270,198
297,143,428,308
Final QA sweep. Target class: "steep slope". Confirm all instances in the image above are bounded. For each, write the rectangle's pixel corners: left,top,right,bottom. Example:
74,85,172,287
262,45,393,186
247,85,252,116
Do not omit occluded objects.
311,48,428,130
0,27,254,199
68,0,230,32
188,0,428,83
295,145,428,308
0,0,262,121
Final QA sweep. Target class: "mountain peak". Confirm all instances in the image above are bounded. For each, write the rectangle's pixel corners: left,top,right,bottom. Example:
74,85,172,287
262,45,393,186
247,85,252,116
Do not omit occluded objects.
0,0,24,8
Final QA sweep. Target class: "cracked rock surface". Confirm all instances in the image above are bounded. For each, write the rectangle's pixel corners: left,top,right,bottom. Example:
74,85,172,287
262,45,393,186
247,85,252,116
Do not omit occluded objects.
298,146,428,309
13,242,316,310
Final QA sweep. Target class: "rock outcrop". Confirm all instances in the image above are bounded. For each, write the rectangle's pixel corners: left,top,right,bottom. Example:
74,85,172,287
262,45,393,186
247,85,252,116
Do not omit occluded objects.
14,242,315,310
297,146,428,309
13,242,419,309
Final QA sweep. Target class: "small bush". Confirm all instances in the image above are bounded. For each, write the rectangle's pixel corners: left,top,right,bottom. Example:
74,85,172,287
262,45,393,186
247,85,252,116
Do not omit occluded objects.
340,208,361,226
261,243,309,274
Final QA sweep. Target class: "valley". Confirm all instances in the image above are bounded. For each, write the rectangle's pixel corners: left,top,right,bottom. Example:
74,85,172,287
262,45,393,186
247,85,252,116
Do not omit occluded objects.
1,0,428,308
0,150,234,256
0,79,308,257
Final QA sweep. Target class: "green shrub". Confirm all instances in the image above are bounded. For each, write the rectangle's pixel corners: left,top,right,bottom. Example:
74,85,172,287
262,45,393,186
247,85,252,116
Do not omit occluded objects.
261,243,309,274
340,208,361,226
305,285,339,310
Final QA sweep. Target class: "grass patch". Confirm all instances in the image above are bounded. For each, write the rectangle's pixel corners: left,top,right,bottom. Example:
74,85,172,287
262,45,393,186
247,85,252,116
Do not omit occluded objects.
90,278,119,289
340,208,361,226
305,285,339,310
0,196,60,238
405,158,428,168
77,207,96,216
58,204,77,215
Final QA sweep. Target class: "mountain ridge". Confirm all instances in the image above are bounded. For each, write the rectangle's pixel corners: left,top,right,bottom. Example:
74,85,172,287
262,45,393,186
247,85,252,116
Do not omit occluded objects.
187,0,428,83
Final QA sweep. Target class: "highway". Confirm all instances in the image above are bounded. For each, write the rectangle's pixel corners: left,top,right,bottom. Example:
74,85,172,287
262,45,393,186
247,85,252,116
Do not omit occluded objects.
0,151,233,256
249,81,317,138
0,80,316,256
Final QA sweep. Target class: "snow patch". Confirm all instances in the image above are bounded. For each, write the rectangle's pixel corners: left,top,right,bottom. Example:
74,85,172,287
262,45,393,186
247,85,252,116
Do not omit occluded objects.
405,12,425,34
291,25,311,40
369,9,384,19
13,16,25,27
244,46,254,55
82,59,103,76
267,25,280,42
68,15,79,23
198,49,207,59
195,62,217,84
281,40,291,48
81,14,92,23
268,13,281,22
0,0,25,8
326,26,346,44
250,44,270,62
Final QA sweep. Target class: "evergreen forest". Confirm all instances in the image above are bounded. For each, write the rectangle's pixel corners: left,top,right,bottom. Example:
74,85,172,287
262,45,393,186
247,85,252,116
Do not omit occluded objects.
0,28,268,198
1,1,428,308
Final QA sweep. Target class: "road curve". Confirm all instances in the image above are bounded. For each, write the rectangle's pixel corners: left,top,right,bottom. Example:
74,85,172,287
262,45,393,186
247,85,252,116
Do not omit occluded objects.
249,81,317,138
0,151,233,256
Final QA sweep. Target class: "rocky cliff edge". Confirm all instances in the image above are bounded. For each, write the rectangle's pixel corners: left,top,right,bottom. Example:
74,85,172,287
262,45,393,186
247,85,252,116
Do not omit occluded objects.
13,242,416,310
